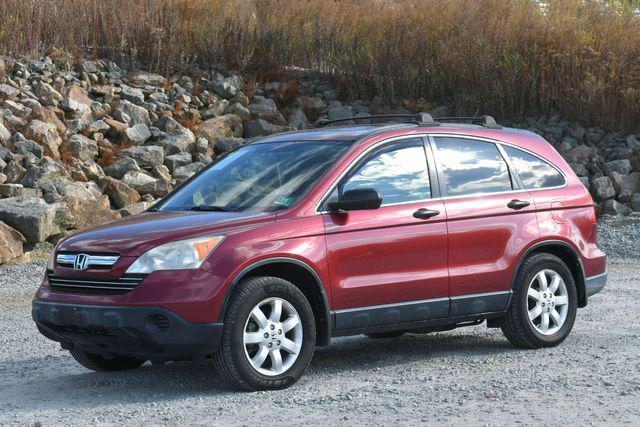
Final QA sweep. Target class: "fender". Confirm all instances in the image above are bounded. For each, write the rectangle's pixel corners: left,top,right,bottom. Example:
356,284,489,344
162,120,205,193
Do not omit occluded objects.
510,239,587,306
218,257,332,345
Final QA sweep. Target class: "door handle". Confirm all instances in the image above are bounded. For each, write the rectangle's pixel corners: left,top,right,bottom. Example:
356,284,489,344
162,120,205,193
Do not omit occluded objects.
413,208,440,219
507,199,531,210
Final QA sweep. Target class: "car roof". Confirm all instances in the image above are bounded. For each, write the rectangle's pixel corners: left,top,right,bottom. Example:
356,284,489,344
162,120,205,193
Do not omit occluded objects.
253,122,537,145
253,125,407,143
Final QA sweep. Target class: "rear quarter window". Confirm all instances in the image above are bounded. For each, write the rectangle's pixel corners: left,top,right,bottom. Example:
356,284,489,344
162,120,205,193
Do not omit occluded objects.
502,146,566,189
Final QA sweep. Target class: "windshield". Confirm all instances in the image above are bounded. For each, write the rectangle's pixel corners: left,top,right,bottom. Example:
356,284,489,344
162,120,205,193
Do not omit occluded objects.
158,140,352,213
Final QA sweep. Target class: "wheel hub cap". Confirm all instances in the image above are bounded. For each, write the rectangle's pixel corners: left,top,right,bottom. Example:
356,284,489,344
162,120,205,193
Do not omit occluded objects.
526,269,569,336
242,297,303,376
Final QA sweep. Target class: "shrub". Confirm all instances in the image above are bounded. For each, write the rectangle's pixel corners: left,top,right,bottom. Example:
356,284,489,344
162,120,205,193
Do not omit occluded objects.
1,0,639,130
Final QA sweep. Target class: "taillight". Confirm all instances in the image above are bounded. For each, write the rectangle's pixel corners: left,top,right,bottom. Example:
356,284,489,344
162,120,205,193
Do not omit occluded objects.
589,205,597,225
589,205,597,245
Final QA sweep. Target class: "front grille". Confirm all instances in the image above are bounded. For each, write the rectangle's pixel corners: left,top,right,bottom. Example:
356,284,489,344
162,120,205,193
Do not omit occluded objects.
47,273,146,295
56,253,119,270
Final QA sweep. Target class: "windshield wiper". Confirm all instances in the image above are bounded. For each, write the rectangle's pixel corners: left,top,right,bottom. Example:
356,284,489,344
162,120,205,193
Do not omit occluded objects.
190,205,237,212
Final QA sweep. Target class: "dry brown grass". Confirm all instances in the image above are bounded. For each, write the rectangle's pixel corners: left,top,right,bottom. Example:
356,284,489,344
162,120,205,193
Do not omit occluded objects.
1,0,640,130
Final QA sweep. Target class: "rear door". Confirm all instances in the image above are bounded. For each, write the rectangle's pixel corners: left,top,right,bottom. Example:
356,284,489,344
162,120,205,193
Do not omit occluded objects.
430,135,539,317
322,137,449,331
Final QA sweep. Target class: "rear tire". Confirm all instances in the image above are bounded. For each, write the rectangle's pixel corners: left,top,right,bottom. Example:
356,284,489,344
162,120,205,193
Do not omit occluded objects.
365,330,407,339
214,276,316,391
70,347,145,371
501,253,577,349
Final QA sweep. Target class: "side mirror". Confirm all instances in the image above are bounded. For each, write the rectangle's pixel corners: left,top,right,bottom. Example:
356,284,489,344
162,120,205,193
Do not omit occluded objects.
327,188,382,212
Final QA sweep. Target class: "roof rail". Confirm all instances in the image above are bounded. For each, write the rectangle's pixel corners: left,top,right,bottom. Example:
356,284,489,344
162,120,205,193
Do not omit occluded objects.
314,113,500,129
315,113,437,128
431,115,501,129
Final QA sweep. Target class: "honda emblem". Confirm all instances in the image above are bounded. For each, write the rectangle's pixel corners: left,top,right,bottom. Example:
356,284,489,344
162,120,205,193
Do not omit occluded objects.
74,254,90,270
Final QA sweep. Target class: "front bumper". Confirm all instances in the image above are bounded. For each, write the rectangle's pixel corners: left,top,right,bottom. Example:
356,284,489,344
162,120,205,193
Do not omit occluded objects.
585,271,607,298
32,300,223,360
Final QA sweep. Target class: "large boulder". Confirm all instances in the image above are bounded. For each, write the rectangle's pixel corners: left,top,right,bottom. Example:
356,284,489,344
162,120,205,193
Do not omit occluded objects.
103,157,141,179
603,159,632,177
61,86,92,114
121,145,164,169
20,157,70,188
13,139,44,159
288,109,308,130
164,152,193,173
0,221,25,264
119,84,145,105
23,120,62,159
224,103,250,121
118,201,149,217
0,84,20,99
0,183,23,198
216,137,244,153
610,172,640,202
602,199,632,216
122,171,171,197
99,176,141,209
127,71,166,87
328,105,353,121
41,179,101,203
248,96,285,124
31,81,62,106
590,176,616,202
123,124,151,145
151,126,195,155
116,100,151,126
66,134,98,161
0,197,75,243
243,119,282,138
631,193,640,212
208,80,237,99
173,162,205,184
2,161,26,184
4,100,32,119
0,122,11,143
195,114,243,146
60,195,120,231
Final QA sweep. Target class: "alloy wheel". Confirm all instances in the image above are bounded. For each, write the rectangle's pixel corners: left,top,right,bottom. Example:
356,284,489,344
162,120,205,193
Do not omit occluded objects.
242,297,303,376
526,269,569,335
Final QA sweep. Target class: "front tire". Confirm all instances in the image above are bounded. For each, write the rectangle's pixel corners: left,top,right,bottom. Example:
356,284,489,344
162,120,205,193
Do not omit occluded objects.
214,276,316,391
70,347,145,371
501,253,578,349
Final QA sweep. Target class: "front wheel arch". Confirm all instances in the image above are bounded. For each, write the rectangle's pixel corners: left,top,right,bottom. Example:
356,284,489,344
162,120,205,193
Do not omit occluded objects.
220,258,331,346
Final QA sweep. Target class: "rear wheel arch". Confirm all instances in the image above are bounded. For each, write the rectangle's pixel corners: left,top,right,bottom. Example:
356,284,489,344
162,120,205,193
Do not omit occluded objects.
512,240,587,307
220,258,331,346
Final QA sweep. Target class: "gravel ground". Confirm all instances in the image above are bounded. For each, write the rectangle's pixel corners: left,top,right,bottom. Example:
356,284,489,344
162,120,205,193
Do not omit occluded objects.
0,219,638,425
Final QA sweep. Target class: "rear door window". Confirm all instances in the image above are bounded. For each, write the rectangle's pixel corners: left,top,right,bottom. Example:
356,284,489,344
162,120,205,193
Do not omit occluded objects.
433,137,513,197
502,146,566,189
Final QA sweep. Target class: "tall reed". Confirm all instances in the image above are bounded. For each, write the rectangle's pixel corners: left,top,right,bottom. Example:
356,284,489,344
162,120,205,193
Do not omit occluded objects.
1,0,639,130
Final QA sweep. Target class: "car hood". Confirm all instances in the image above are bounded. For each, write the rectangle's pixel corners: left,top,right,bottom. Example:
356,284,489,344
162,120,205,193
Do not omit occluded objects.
58,210,275,256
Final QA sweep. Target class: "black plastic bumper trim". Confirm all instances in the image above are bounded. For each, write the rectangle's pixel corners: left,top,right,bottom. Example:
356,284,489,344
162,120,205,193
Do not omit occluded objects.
585,271,607,298
32,300,223,360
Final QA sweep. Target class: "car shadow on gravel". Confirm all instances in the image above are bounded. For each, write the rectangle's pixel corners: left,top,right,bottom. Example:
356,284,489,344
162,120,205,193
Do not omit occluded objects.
0,329,519,412
310,330,516,372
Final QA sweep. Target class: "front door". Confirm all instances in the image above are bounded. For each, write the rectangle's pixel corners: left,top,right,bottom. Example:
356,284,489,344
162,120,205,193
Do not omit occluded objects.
322,137,449,332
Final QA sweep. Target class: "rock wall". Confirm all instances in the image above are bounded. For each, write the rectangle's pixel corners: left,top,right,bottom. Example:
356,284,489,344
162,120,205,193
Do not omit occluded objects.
0,56,638,263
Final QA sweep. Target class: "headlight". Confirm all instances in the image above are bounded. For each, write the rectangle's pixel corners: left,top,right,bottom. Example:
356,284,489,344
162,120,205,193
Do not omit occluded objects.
126,235,225,274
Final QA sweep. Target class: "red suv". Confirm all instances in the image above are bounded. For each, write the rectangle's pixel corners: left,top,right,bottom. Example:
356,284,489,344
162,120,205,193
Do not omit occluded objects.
32,114,607,390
